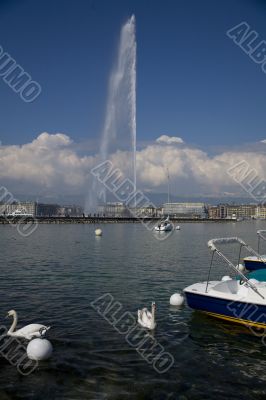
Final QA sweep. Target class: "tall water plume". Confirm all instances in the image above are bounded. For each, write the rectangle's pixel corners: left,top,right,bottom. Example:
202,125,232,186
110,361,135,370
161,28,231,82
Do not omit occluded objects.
87,15,136,212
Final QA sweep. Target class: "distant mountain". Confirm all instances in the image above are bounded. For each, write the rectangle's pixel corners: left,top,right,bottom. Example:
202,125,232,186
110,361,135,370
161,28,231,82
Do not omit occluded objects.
142,193,258,207
13,193,85,206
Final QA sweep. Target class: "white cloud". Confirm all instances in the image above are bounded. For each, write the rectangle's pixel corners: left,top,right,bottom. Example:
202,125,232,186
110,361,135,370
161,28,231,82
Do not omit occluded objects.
260,139,266,143
0,132,95,195
137,145,266,194
156,135,184,145
1,132,266,202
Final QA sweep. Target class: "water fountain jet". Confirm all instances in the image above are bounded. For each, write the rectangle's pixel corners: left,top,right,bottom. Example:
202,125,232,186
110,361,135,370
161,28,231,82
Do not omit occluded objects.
87,15,137,213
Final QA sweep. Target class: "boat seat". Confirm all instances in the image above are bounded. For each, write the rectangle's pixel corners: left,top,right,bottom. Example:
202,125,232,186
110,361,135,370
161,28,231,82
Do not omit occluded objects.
213,280,239,294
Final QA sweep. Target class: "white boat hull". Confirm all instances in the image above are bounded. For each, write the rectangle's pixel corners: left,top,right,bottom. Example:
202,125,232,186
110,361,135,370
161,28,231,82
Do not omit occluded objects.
154,223,172,232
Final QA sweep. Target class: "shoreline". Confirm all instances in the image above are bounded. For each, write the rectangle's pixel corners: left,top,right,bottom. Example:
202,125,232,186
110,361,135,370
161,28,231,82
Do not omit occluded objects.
0,216,238,224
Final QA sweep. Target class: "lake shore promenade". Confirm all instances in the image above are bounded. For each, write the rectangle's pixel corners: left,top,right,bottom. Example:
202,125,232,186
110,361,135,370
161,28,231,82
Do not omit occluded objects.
0,216,234,224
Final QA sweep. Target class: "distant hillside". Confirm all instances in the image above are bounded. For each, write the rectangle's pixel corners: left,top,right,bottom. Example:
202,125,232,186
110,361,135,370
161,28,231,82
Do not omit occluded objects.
142,193,258,207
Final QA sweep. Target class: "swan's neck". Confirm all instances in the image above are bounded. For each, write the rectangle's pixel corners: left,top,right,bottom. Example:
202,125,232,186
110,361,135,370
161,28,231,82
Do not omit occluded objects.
8,312,17,333
151,307,155,322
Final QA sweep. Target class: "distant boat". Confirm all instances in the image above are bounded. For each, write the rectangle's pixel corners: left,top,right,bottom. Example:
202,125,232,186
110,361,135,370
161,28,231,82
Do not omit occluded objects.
154,168,173,232
8,209,33,217
154,216,173,232
243,230,266,271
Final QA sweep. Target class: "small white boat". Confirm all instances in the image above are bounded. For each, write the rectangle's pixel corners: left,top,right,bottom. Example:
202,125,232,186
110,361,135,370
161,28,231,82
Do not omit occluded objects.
154,216,173,232
8,209,33,217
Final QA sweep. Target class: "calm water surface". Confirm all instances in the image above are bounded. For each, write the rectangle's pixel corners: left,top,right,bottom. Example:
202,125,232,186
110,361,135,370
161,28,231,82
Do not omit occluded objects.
1,221,266,399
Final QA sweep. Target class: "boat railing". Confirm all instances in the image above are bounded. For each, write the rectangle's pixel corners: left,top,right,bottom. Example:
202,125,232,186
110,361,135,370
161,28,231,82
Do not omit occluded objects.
207,237,264,299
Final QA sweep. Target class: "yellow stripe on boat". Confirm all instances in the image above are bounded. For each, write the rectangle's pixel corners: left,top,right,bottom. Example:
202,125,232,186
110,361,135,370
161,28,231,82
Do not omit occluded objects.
203,311,266,329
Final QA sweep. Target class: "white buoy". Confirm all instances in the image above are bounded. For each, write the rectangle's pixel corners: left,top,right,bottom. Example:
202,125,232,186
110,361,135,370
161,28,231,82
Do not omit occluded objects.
236,263,245,272
249,278,259,285
176,226,180,230
170,293,185,306
95,228,102,236
27,338,53,361
221,275,231,281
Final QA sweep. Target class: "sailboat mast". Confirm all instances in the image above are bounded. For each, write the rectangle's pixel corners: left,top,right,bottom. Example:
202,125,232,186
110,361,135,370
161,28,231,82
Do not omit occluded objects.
167,168,170,203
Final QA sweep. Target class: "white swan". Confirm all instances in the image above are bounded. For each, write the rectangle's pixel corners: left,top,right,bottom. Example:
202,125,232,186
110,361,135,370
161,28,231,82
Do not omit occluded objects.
137,302,156,330
6,310,50,340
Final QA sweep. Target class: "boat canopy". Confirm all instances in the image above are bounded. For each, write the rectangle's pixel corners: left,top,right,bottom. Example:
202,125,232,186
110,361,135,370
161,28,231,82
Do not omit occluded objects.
208,237,246,252
206,236,264,299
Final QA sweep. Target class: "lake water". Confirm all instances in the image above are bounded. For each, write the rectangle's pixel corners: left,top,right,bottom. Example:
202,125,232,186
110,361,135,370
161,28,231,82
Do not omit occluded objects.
1,220,266,399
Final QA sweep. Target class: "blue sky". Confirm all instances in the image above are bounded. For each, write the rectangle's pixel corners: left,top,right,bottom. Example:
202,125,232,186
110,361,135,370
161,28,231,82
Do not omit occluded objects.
1,0,266,203
1,0,266,148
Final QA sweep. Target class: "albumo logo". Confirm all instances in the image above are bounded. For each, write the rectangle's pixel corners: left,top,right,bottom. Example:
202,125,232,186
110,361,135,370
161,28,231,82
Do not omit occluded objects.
227,22,266,74
0,46,42,103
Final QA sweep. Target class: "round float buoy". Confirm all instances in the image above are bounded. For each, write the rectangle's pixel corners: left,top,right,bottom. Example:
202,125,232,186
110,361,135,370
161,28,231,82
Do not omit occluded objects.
221,275,231,281
27,338,53,361
176,226,180,230
170,293,185,306
249,278,259,285
236,263,245,272
95,228,102,236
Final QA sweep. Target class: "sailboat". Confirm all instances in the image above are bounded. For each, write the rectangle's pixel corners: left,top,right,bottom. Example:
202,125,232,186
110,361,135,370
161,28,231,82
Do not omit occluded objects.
154,168,173,232
154,215,173,231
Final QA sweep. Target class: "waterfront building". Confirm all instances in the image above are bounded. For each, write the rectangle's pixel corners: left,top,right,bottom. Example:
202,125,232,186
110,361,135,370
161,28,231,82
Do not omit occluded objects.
98,202,130,217
0,201,84,218
215,204,256,219
36,203,60,217
0,201,37,216
162,202,207,219
255,206,266,219
98,203,159,218
226,204,256,219
218,204,228,219
130,205,157,217
207,206,219,219
57,205,84,217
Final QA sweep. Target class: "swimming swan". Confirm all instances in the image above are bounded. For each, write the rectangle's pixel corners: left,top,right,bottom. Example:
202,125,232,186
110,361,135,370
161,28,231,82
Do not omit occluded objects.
137,302,156,330
6,310,50,340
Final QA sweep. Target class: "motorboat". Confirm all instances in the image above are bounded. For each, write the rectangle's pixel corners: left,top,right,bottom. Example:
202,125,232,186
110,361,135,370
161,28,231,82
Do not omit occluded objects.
184,237,266,329
243,230,266,271
244,255,266,271
154,216,173,232
7,209,33,217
